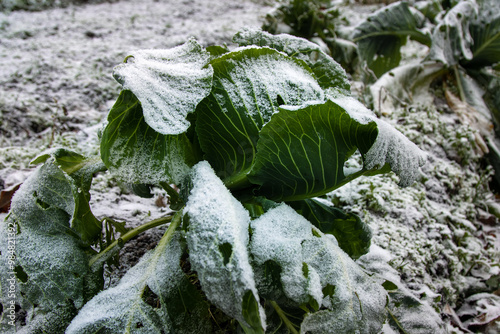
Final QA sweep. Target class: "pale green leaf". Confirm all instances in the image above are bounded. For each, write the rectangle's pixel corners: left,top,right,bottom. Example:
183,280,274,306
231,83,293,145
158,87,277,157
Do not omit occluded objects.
113,38,213,135
184,161,266,332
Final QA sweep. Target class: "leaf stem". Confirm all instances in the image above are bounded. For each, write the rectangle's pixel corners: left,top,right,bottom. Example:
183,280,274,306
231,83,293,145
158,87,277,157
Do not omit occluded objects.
89,214,174,268
270,301,299,334
453,65,466,102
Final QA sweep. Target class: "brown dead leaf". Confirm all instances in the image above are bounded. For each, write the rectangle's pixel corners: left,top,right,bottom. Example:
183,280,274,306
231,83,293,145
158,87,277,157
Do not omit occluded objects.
0,183,21,213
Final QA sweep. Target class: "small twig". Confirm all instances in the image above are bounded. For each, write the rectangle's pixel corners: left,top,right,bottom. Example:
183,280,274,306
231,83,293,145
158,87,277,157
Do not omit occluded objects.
89,214,174,268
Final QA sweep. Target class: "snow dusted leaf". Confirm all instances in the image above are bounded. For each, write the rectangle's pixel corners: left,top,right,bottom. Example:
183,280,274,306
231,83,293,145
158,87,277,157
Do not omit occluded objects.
249,204,387,334
31,148,106,244
101,90,200,185
196,47,324,188
233,28,350,94
67,227,212,334
332,96,427,187
0,155,103,313
113,38,213,135
249,97,426,201
353,2,431,77
289,198,371,259
184,161,265,332
428,0,477,65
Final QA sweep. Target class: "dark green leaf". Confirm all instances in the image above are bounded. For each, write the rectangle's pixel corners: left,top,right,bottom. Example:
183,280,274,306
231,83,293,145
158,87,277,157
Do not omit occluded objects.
353,2,431,77
196,46,324,188
112,38,213,135
249,97,427,201
100,90,200,185
466,0,500,67
248,100,378,201
233,28,350,94
289,198,371,259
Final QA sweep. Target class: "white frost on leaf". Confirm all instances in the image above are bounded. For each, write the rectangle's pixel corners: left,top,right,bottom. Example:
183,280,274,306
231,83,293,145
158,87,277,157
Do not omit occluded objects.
331,96,427,186
66,232,187,334
113,38,213,135
184,161,266,330
0,161,91,311
213,46,324,125
249,204,387,334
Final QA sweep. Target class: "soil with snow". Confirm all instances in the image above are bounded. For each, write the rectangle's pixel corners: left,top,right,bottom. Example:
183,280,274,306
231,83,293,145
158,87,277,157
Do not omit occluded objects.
0,0,499,333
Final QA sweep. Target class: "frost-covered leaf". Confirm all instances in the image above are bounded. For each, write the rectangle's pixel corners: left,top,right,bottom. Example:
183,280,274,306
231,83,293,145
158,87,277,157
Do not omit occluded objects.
31,148,106,244
196,46,324,188
428,0,477,65
113,38,213,135
353,1,431,77
249,97,426,201
184,161,265,332
0,154,103,313
100,90,199,185
233,28,350,94
67,228,211,334
289,198,371,259
249,204,387,334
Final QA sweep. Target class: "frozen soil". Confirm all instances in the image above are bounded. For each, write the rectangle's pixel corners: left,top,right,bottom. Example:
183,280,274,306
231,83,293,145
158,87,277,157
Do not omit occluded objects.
0,0,499,333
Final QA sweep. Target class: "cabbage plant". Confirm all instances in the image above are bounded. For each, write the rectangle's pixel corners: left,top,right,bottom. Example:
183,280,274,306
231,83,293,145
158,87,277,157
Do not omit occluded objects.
0,29,443,333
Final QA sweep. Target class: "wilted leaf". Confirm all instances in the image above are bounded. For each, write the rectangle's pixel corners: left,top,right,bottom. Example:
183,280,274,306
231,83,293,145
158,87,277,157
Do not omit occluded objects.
184,161,265,332
465,0,500,67
0,183,21,213
113,38,213,135
369,61,445,115
428,0,477,65
358,246,447,334
100,90,200,185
